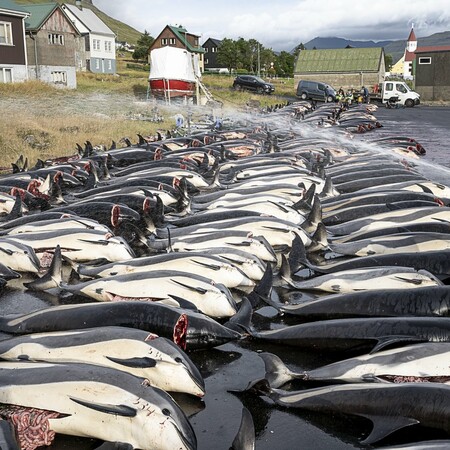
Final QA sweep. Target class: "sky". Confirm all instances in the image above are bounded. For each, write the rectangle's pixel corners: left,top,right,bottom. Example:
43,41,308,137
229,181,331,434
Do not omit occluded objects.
94,0,450,51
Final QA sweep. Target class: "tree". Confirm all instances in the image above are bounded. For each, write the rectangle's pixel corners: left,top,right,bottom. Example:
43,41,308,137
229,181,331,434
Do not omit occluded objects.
217,38,239,72
385,53,393,71
293,43,305,58
274,51,295,77
132,30,154,62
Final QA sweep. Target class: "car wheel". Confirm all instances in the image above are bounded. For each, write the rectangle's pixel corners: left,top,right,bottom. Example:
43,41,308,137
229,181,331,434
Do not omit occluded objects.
326,95,334,102
405,99,414,107
301,92,307,100
256,87,264,94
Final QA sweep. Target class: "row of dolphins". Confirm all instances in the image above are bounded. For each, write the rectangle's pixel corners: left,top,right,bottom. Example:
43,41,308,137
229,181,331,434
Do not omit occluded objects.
0,99,448,449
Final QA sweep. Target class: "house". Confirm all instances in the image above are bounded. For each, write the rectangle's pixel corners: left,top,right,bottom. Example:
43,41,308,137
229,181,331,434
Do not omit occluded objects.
203,38,226,72
294,47,385,91
414,45,450,101
24,3,80,89
149,25,205,72
61,2,116,74
0,0,29,83
391,27,417,79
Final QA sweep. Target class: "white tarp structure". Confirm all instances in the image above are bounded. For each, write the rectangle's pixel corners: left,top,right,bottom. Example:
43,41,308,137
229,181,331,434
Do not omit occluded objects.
149,47,200,82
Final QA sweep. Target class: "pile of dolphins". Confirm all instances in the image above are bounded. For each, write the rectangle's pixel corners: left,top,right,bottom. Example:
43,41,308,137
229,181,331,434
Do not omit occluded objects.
0,99,449,449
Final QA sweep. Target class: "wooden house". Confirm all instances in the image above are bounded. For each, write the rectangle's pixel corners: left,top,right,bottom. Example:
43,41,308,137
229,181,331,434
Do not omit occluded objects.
203,38,226,72
149,25,204,72
294,47,385,91
0,0,29,83
24,3,80,89
61,2,116,74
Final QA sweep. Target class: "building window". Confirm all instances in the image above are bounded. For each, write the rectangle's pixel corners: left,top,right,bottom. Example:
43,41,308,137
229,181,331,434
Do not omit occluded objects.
108,60,112,70
95,59,100,70
51,71,67,84
48,33,64,45
93,39,101,51
105,41,112,52
161,38,168,45
0,22,13,45
204,47,208,53
0,67,13,83
212,47,216,53
418,57,432,64
169,38,175,45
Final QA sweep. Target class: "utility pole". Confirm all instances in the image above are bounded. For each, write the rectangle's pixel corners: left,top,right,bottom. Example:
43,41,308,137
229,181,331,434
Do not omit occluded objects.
257,43,260,76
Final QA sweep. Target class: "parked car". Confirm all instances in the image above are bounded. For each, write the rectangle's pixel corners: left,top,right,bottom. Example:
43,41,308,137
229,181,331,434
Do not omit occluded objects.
296,80,336,102
232,75,275,94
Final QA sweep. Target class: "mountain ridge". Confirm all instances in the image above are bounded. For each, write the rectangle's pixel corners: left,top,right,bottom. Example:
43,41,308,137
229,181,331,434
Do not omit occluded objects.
303,32,450,63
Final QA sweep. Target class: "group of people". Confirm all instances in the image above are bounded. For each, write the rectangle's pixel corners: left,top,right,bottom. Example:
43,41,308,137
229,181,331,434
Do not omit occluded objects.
336,86,369,105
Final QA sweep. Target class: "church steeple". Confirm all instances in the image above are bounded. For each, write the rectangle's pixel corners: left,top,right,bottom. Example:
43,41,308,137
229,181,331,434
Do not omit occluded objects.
406,25,417,52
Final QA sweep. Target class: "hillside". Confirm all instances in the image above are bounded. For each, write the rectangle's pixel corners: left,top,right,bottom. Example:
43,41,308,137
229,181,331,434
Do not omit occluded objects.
15,0,143,44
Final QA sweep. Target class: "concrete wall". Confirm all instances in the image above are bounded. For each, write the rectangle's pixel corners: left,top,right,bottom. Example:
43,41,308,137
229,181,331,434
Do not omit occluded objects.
416,85,450,101
27,65,76,88
294,72,383,92
0,64,28,82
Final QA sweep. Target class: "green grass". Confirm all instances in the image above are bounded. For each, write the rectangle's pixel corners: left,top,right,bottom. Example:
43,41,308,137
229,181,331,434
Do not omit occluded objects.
0,60,293,168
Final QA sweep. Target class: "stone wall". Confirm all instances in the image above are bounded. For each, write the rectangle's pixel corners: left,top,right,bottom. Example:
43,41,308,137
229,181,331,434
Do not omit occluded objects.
416,85,450,101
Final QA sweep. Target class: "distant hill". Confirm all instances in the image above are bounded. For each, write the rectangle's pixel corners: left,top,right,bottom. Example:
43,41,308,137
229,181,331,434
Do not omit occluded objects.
304,36,393,50
15,0,143,44
304,31,450,63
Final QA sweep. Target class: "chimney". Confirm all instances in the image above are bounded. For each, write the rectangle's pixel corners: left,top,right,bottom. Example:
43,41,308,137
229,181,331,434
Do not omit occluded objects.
75,0,82,9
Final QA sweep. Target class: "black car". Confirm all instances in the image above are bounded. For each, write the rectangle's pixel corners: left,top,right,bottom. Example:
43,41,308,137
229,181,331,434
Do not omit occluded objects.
232,75,275,94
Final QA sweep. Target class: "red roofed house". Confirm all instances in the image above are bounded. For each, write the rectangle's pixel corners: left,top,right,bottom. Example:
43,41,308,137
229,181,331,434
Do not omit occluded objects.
414,45,450,101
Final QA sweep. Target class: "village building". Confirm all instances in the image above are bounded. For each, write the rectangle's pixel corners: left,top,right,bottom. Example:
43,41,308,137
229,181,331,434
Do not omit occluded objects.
390,27,417,79
0,0,29,83
24,3,80,89
61,1,116,74
203,38,227,72
294,47,385,91
149,25,205,72
414,45,450,101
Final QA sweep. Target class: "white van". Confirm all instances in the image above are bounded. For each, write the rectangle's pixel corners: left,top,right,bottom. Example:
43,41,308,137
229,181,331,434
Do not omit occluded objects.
372,81,420,107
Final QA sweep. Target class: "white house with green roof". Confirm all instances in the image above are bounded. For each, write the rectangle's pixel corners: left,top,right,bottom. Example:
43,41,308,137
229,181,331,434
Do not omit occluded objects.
149,25,205,73
294,47,386,92
62,2,116,74
24,3,80,88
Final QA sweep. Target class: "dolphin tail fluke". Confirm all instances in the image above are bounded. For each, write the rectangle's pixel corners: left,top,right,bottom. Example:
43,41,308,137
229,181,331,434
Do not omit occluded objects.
49,179,66,205
302,195,322,234
307,222,328,253
319,175,339,199
247,264,273,307
360,415,420,445
288,234,309,274
24,245,62,291
82,170,97,191
224,297,252,334
230,407,255,450
259,352,301,388
291,183,316,213
5,195,23,221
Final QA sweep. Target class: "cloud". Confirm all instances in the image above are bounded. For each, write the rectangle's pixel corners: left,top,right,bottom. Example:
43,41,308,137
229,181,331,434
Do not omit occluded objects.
95,0,450,50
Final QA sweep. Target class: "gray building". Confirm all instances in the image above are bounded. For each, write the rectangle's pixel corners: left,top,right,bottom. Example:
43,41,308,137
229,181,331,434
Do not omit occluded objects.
24,3,80,89
414,45,450,101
